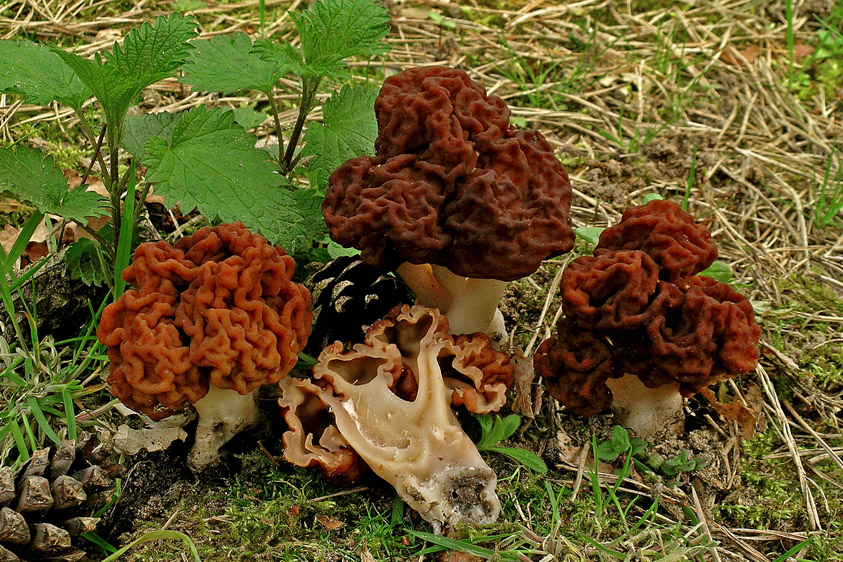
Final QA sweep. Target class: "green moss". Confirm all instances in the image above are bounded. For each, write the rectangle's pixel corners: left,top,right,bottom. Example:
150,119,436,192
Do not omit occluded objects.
714,430,843,560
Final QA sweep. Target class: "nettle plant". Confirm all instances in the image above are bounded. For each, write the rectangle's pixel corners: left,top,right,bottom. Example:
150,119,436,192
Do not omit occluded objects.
0,0,390,289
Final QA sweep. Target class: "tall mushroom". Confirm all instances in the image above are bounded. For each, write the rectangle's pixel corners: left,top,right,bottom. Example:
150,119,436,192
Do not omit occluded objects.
97,222,312,470
322,66,574,336
534,200,761,438
279,305,514,534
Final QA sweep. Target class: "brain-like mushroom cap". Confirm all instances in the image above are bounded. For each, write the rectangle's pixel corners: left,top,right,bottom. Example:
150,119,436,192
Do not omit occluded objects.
323,66,574,281
534,319,616,416
534,211,760,415
97,223,312,419
596,199,717,284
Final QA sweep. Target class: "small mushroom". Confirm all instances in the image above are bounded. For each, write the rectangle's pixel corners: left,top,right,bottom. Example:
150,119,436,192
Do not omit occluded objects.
97,223,312,470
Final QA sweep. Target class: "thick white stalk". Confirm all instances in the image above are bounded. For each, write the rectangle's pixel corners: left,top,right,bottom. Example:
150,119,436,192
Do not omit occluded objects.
188,385,261,471
605,374,683,439
395,263,508,336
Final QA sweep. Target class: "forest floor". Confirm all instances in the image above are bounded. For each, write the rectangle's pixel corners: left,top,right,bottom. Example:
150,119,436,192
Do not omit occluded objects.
1,0,842,561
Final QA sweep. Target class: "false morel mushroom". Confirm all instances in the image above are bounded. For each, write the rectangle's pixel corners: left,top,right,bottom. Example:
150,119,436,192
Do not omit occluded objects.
534,200,760,438
279,304,514,534
97,222,312,470
323,66,574,335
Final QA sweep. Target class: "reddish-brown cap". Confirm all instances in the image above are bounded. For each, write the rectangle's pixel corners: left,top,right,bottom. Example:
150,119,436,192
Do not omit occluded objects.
596,200,717,284
97,223,312,418
533,319,616,416
323,66,574,281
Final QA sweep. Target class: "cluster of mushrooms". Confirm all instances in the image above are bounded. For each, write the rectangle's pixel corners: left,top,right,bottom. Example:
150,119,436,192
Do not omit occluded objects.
97,66,761,534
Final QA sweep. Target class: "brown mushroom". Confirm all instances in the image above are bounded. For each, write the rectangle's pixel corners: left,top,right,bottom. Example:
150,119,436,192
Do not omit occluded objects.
322,66,574,335
98,222,312,470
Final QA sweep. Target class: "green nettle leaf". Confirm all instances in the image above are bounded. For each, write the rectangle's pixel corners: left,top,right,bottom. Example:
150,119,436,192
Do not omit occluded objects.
301,84,378,189
0,146,108,222
232,107,268,130
52,13,197,147
252,40,308,77
65,239,109,287
143,106,307,250
123,112,182,161
181,33,287,95
0,40,91,108
290,0,391,78
107,13,198,89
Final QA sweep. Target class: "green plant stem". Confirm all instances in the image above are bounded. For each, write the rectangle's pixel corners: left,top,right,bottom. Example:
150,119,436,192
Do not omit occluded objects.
82,125,106,185
131,180,152,229
109,148,122,253
283,76,321,172
266,91,286,165
73,109,111,186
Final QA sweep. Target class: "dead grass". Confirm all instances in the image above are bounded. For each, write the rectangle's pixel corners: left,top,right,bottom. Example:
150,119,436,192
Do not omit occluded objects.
0,0,841,560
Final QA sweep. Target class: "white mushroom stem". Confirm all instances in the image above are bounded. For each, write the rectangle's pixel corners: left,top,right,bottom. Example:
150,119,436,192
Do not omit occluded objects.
396,263,508,336
187,385,261,471
605,375,683,440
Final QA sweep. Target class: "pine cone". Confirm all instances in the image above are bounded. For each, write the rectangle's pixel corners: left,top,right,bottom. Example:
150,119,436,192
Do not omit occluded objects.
0,435,122,562
303,256,413,356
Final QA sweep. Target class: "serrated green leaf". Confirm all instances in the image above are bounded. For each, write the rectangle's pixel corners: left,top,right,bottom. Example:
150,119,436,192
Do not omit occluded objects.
143,106,308,250
232,107,267,130
487,446,548,474
301,83,378,189
107,13,198,89
52,14,197,147
698,260,733,283
124,111,182,161
0,40,91,108
252,40,308,77
0,146,108,222
181,33,286,94
51,51,133,145
290,187,328,249
291,0,391,79
65,239,110,287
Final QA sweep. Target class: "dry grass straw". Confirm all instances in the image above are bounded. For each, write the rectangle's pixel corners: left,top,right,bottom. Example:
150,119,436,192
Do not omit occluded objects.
1,0,841,558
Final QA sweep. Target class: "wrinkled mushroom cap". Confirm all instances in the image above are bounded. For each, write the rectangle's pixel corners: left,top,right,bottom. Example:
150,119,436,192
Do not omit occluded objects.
98,223,312,419
323,66,574,281
596,199,717,285
534,201,760,415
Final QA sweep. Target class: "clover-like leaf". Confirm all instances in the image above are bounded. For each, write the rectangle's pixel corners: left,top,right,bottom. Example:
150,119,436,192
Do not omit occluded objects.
0,40,91,108
143,106,308,250
181,33,287,95
0,146,109,223
301,83,378,189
